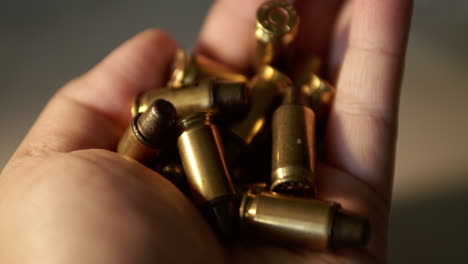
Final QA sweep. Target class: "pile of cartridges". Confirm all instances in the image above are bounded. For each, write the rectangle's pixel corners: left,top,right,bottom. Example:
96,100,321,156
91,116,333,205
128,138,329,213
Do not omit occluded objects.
118,0,369,251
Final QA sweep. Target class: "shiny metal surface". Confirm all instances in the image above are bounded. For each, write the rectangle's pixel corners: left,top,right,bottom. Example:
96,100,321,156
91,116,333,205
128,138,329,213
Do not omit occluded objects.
167,49,248,88
239,190,369,250
2,1,467,262
240,190,335,250
254,0,298,69
167,49,198,88
302,75,335,120
231,65,291,145
196,53,248,83
117,100,176,167
177,113,235,204
292,55,335,119
177,113,237,240
132,80,249,119
271,104,316,196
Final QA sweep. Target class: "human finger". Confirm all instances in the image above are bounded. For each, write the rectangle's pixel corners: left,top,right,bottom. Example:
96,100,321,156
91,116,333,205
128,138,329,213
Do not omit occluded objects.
5,29,177,172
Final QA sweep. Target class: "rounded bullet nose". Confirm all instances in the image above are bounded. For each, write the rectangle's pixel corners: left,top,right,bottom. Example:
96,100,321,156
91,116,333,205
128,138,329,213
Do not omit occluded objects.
153,99,177,120
137,99,177,145
331,210,370,249
213,82,250,117
257,0,298,35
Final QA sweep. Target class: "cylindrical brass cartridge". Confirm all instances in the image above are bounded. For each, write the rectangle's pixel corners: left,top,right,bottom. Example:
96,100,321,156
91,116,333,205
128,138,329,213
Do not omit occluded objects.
196,54,248,83
177,113,237,240
132,80,250,120
167,49,198,88
270,103,316,196
303,75,335,120
231,65,291,145
239,190,370,250
292,55,335,119
117,99,177,167
167,49,248,88
254,0,299,69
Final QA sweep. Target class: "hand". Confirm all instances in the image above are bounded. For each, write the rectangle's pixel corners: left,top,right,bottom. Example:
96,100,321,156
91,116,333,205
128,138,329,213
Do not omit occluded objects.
0,0,412,263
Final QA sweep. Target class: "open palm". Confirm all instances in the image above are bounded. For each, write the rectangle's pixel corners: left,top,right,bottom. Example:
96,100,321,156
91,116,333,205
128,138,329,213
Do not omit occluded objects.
0,0,412,263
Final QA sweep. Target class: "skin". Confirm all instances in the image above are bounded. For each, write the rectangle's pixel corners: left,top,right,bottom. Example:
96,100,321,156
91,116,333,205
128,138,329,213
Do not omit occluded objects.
0,0,413,263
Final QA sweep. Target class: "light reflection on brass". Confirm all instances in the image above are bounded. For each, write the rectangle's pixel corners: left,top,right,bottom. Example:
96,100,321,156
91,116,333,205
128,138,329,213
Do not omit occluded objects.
239,190,370,250
196,54,248,83
177,113,237,240
131,80,249,120
231,65,291,145
270,82,316,196
117,100,176,168
292,55,335,119
167,49,198,88
167,49,248,88
254,0,299,69
302,75,335,119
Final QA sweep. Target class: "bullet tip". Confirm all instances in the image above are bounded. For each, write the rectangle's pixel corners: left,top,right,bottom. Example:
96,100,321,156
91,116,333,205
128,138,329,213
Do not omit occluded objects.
331,210,370,249
136,99,177,145
213,82,250,118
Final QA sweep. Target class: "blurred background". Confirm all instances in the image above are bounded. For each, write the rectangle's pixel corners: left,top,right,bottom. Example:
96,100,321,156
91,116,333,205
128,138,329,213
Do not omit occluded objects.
0,0,467,262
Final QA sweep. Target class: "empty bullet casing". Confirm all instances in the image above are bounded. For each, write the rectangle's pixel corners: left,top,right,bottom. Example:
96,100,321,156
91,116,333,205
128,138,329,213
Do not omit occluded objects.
132,80,250,120
255,0,299,69
271,103,316,196
177,113,237,240
117,99,177,167
167,49,248,88
239,190,370,250
232,65,291,145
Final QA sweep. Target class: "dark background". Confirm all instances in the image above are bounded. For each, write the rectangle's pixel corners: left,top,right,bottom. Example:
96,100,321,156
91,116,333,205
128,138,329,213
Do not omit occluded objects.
1,1,467,262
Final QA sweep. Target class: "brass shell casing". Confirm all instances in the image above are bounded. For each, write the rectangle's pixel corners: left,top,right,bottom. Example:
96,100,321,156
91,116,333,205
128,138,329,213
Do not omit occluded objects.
292,55,335,118
196,54,248,83
177,113,235,203
167,49,198,88
239,190,370,250
167,49,248,88
132,80,250,119
255,0,299,69
271,104,316,196
302,75,335,119
177,113,237,240
231,65,291,145
117,100,177,167
117,120,160,166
